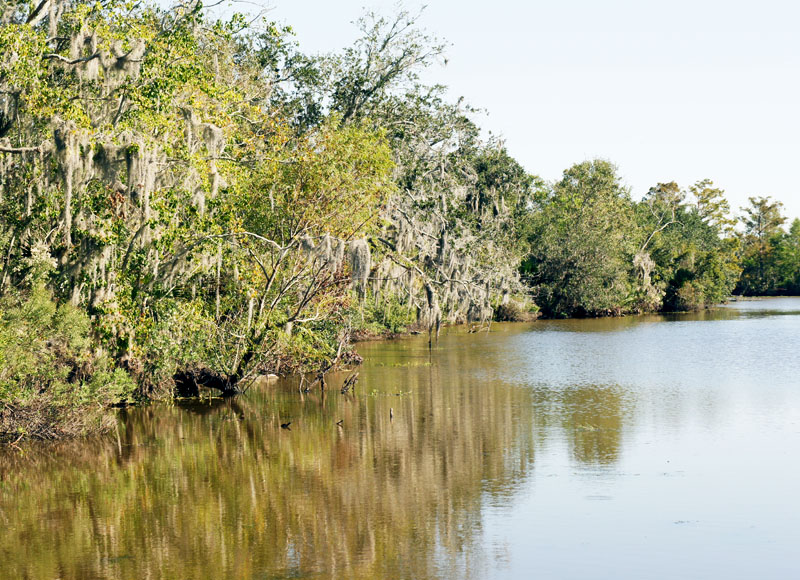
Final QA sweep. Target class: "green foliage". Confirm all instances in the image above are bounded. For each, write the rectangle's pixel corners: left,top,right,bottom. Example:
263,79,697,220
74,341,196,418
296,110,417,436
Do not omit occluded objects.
736,196,789,295
312,10,535,327
523,160,636,317
325,8,445,125
522,172,744,315
3,0,800,441
691,179,736,233
357,292,417,335
638,181,740,311
1,0,400,402
0,287,135,439
235,117,395,243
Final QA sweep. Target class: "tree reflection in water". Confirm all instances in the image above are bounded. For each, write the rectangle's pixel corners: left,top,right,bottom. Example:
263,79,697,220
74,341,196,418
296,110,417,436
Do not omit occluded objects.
0,332,539,579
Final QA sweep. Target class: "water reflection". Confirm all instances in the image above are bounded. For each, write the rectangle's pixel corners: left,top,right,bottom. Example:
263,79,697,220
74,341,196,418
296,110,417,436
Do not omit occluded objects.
2,298,800,579
0,335,536,579
562,385,625,465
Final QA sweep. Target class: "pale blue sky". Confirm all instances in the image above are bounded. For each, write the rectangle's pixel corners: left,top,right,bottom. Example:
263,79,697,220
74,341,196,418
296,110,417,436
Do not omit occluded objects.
259,0,800,221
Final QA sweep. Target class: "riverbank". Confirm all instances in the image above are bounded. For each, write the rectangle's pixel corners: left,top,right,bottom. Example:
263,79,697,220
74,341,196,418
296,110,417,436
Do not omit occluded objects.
0,293,774,444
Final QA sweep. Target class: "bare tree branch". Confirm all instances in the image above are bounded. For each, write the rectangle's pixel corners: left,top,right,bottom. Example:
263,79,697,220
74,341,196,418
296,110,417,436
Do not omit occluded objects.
44,52,102,65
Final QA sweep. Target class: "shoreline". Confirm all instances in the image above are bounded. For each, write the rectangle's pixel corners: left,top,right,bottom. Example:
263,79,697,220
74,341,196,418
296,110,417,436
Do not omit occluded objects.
0,294,789,445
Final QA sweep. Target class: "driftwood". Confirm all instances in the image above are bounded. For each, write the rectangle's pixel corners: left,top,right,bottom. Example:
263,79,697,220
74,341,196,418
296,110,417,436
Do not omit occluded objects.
340,372,359,394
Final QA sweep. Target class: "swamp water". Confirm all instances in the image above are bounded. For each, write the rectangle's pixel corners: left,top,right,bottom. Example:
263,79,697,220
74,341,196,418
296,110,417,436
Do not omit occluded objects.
2,298,800,579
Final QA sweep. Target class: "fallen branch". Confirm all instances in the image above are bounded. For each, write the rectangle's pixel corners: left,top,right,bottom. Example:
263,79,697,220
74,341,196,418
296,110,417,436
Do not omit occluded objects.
340,371,359,394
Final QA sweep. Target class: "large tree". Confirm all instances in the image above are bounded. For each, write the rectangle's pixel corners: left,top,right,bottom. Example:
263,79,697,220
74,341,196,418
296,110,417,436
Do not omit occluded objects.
522,160,636,317
634,179,740,311
0,0,397,401
312,10,537,330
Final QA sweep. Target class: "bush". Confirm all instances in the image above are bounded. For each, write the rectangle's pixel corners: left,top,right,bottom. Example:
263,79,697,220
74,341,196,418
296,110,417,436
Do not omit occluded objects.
0,287,135,441
494,300,540,322
355,293,416,336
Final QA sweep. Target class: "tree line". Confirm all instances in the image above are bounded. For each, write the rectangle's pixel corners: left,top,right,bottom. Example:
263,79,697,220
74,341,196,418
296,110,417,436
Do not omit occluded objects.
524,165,799,317
0,1,798,437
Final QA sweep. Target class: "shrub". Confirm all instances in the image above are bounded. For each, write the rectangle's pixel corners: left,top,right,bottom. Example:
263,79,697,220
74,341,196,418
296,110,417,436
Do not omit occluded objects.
355,293,416,336
494,300,540,322
0,288,135,441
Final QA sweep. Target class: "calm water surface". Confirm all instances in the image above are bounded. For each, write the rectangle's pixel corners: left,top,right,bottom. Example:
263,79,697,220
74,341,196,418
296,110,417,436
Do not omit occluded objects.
2,298,800,579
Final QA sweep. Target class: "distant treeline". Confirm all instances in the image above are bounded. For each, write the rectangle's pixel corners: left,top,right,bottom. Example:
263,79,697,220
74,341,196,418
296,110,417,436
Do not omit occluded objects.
523,167,800,317
1,1,798,437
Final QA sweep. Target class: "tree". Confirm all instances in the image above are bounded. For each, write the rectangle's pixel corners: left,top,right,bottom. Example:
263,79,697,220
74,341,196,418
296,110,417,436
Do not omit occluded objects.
324,8,445,126
0,0,401,403
737,196,787,295
633,180,739,311
690,179,735,233
776,218,800,293
308,11,536,330
522,160,636,317
212,118,395,384
630,182,683,311
741,196,786,242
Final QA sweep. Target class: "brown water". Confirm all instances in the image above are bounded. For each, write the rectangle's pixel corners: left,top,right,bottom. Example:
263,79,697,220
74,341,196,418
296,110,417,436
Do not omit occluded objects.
2,298,800,579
